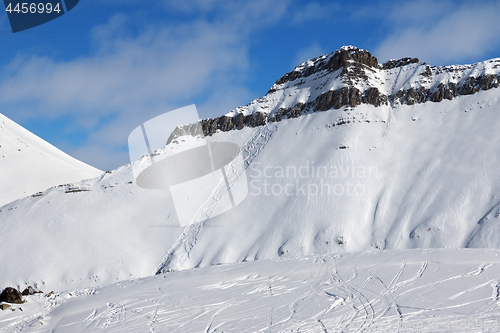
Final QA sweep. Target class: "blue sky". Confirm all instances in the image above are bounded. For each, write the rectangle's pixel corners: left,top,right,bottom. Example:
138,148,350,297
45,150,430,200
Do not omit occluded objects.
1,0,500,170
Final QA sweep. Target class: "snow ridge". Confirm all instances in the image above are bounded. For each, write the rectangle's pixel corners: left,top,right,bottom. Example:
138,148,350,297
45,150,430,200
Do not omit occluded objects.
0,112,102,206
197,46,500,137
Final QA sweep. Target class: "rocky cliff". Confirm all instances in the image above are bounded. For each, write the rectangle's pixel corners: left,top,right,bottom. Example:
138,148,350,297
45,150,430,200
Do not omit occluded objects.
179,46,500,137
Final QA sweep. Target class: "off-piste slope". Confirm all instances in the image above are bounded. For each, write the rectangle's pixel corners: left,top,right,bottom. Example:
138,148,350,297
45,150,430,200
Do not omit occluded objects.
2,249,500,332
158,46,500,272
0,47,500,292
159,88,500,273
0,112,102,206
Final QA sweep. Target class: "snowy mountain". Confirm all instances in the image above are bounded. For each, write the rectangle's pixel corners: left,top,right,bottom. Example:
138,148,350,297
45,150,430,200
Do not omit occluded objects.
1,46,500,296
0,112,102,206
193,45,500,135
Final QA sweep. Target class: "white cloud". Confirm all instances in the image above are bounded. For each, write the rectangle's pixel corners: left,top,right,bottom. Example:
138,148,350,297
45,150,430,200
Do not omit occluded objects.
292,2,340,24
1,21,248,116
0,0,290,170
375,1,500,65
160,0,222,13
292,42,325,68
385,0,453,26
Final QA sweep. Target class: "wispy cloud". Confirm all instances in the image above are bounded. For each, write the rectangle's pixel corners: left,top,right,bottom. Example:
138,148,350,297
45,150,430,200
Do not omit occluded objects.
292,2,341,24
292,42,325,68
3,0,498,172
160,0,225,13
374,0,500,65
0,0,290,170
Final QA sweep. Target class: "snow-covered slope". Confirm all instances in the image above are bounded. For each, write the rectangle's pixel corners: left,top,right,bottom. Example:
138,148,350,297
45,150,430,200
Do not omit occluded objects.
0,113,102,206
159,89,500,273
1,47,500,294
2,249,500,332
0,164,185,291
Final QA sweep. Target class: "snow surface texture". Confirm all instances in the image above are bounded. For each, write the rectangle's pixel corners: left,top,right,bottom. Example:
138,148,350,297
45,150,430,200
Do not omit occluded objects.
0,113,102,206
1,249,500,332
1,46,500,305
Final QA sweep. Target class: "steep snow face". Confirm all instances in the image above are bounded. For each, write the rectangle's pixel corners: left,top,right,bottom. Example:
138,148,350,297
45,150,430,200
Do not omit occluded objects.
1,48,500,293
0,113,102,206
158,88,500,273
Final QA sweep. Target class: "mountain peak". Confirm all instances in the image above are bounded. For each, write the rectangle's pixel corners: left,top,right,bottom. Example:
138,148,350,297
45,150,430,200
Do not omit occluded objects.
0,113,102,206
173,47,500,138
272,46,379,89
271,46,421,91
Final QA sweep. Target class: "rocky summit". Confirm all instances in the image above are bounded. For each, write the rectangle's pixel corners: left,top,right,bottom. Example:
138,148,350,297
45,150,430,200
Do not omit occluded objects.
175,46,500,137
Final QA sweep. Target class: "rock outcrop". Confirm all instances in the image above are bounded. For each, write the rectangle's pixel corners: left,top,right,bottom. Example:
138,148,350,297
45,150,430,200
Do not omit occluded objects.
0,303,11,310
271,46,379,89
0,287,24,304
167,46,500,140
21,286,43,296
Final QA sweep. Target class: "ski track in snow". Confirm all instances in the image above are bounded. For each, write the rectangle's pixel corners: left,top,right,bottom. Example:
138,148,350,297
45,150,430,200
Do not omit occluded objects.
195,122,278,224
155,123,278,274
3,250,499,332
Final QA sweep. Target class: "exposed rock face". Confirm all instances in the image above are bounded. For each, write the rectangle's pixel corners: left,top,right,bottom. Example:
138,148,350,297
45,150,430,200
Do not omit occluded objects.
391,75,499,105
199,112,267,136
313,87,360,111
382,57,419,70
272,46,378,88
201,76,498,137
0,287,24,304
362,87,388,107
21,286,42,296
168,111,269,138
166,47,500,141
